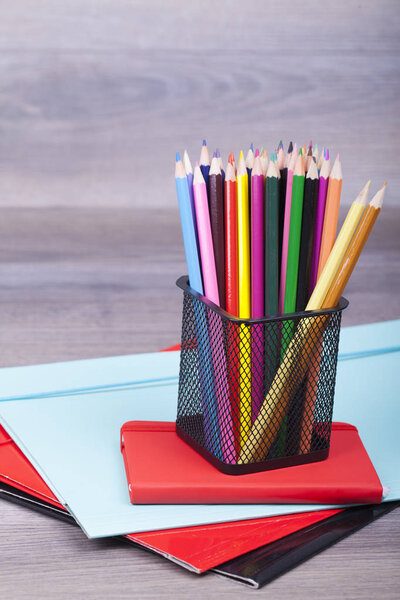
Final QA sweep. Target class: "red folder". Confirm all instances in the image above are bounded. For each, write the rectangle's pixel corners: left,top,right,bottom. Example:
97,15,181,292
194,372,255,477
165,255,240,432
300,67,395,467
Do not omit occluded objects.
121,421,383,505
1,422,342,573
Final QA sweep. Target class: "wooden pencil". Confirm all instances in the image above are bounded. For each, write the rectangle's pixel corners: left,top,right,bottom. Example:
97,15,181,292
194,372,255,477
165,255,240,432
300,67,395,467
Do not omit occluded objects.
260,149,269,178
193,163,219,305
317,154,343,277
237,151,252,444
295,159,319,311
175,153,203,295
265,160,280,316
199,139,211,198
251,155,264,319
209,155,226,308
283,154,305,315
309,156,330,291
251,154,265,420
279,146,297,314
246,144,255,208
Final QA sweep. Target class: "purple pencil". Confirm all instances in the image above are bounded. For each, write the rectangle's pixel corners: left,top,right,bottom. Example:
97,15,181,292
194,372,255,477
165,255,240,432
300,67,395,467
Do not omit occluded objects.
250,154,264,420
309,157,331,291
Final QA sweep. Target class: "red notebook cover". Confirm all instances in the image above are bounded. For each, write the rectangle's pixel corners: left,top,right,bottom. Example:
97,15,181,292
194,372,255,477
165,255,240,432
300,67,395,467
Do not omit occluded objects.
121,421,383,505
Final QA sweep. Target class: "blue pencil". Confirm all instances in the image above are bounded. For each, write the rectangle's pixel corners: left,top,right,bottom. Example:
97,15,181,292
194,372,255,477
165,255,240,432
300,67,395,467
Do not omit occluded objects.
175,152,203,293
176,152,223,459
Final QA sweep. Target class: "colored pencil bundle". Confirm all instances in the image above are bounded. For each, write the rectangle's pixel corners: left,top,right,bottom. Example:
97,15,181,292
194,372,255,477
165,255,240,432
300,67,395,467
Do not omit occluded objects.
175,140,385,466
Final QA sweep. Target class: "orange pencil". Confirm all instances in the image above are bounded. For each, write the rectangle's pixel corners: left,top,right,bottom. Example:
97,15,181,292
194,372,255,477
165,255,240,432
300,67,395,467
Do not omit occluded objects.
317,154,343,277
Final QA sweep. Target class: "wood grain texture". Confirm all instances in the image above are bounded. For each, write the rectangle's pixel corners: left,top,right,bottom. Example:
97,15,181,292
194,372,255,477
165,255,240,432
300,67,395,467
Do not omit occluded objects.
0,1,399,208
0,1,399,596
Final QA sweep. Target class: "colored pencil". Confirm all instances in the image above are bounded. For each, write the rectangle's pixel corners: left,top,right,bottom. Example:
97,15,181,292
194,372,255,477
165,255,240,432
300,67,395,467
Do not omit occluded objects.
246,144,255,207
225,158,240,456
260,149,269,178
199,140,211,197
277,146,285,171
238,183,385,464
279,146,297,314
251,155,264,319
175,153,203,294
217,149,225,185
250,155,265,420
193,164,219,304
194,161,236,462
317,154,343,277
209,155,226,308
304,147,313,172
309,156,330,291
295,159,319,311
183,150,201,261
283,154,305,315
237,151,252,444
265,160,280,316
177,155,219,457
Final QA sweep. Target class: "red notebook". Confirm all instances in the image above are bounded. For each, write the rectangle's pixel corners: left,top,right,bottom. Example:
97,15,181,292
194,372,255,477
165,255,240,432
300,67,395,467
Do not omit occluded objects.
0,423,342,573
121,421,383,505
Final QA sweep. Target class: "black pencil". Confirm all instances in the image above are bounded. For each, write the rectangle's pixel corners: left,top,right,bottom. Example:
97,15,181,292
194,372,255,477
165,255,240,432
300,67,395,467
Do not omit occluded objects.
209,154,226,308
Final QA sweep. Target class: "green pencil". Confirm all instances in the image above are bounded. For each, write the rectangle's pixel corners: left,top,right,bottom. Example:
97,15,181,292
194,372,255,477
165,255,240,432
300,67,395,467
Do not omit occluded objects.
283,154,305,316
265,159,280,317
275,152,305,457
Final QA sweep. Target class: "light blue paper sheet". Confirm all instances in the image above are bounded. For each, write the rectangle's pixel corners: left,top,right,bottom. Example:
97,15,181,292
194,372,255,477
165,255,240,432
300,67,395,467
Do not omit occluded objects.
0,320,399,538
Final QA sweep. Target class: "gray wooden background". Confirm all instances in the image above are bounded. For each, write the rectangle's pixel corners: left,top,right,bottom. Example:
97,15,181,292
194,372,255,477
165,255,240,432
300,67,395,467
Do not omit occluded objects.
0,1,399,598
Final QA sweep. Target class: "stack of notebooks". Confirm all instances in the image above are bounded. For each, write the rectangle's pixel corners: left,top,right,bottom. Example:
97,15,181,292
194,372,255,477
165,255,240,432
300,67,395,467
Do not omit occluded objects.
0,319,399,588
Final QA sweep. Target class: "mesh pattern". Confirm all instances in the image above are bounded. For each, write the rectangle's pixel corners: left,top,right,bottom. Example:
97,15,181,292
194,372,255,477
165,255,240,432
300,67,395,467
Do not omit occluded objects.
176,279,346,474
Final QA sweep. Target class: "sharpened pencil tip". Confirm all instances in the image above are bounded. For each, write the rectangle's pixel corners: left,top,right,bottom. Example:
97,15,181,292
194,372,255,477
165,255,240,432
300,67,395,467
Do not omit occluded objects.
176,152,181,162
202,139,207,146
239,150,244,161
250,142,254,152
216,148,220,158
325,148,330,160
228,152,235,164
255,148,259,157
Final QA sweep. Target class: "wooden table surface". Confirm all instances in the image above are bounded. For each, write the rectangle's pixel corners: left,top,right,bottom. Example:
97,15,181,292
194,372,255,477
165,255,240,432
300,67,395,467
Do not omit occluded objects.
0,1,400,597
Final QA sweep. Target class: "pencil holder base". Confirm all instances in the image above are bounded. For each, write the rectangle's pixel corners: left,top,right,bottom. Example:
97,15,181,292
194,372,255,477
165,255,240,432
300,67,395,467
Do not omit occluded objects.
176,423,329,475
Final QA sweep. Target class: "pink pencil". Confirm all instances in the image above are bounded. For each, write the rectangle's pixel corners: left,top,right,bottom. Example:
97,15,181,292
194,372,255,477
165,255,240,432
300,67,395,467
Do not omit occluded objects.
278,145,297,314
193,164,220,305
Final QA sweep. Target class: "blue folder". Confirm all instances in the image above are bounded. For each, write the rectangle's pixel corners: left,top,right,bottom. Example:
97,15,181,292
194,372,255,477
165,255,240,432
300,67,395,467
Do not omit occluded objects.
0,320,399,539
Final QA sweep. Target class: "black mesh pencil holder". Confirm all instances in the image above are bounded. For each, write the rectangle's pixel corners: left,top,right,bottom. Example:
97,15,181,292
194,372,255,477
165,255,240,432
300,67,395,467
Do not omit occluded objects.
175,276,348,475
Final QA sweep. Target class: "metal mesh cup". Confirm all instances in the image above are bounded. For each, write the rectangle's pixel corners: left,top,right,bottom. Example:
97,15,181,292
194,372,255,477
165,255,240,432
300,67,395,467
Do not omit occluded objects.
175,276,348,475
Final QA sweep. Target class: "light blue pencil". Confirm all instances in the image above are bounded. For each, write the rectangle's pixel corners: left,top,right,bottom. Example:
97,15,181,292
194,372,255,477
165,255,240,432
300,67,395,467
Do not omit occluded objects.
175,153,222,460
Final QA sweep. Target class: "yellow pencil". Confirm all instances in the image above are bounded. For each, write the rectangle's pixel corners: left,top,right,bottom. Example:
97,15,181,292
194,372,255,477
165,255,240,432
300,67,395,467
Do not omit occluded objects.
237,151,252,445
